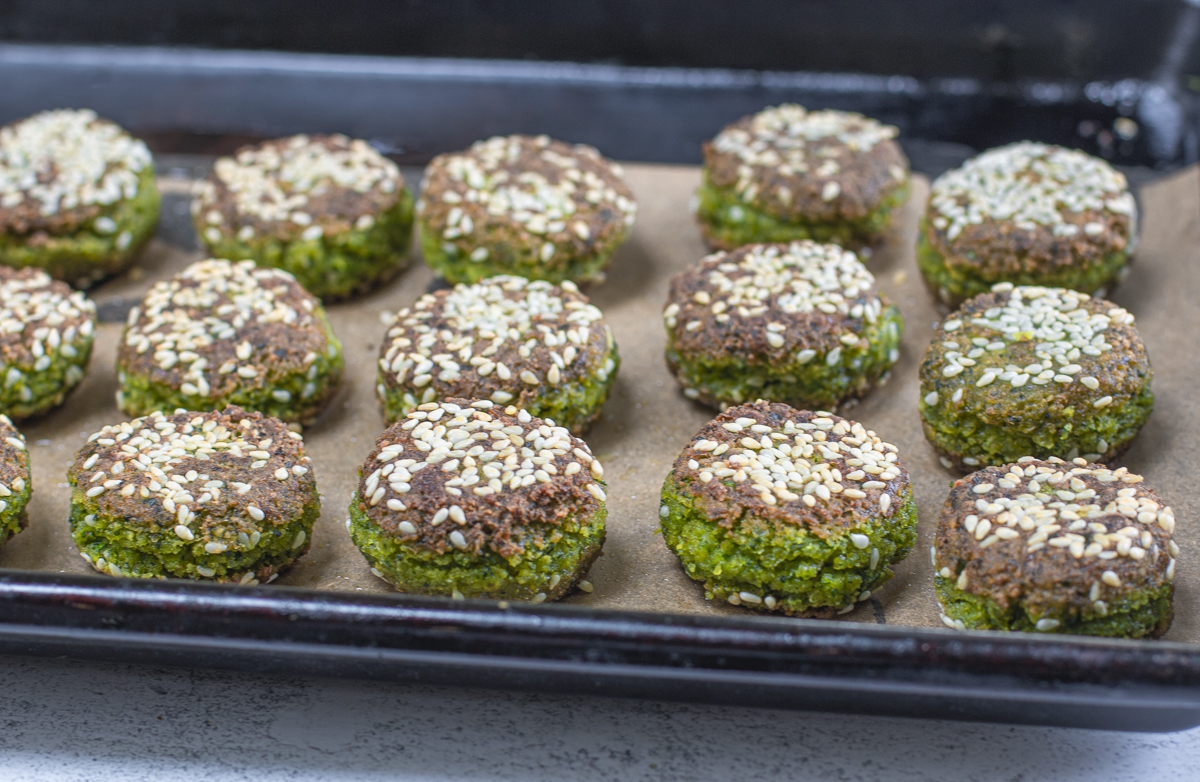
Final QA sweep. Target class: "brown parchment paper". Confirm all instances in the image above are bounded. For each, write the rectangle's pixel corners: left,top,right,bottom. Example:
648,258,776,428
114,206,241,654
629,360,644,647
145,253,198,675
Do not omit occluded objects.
0,163,1196,643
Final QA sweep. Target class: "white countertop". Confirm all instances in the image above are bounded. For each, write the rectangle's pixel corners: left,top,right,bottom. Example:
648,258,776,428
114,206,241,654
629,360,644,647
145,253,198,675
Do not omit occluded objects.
0,655,1196,781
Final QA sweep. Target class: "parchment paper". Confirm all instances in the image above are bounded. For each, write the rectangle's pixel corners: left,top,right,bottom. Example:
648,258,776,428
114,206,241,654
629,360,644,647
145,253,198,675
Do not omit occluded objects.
0,162,1195,643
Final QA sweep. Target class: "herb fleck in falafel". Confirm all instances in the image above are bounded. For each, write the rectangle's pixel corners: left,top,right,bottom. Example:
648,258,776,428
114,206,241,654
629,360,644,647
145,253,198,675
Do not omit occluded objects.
920,142,1137,307
0,109,160,287
69,406,320,583
417,134,637,285
348,398,607,601
660,401,918,617
663,241,902,411
118,259,343,425
0,265,95,420
919,283,1151,470
377,275,617,433
934,457,1175,638
696,104,910,251
0,416,31,548
193,134,413,300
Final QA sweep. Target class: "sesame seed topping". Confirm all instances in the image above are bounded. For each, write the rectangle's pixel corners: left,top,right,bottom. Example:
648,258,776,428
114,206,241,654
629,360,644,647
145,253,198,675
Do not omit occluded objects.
120,259,337,412
70,408,315,554
929,142,1135,243
0,109,151,219
378,276,613,424
418,134,636,268
196,134,403,237
922,285,1140,419
678,402,903,522
357,399,605,557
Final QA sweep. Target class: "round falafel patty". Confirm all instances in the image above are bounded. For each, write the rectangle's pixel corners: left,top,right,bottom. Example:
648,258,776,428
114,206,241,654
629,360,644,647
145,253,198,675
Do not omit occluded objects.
377,275,618,433
69,406,320,582
0,108,160,287
0,265,96,420
193,134,414,300
934,457,1176,638
920,141,1137,307
348,398,607,601
416,134,637,285
695,104,910,251
118,259,343,425
919,284,1151,470
663,241,902,411
659,401,918,617
0,416,31,548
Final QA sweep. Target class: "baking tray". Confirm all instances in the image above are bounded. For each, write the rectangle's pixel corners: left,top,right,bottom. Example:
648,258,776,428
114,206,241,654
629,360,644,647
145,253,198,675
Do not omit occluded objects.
1,44,1199,732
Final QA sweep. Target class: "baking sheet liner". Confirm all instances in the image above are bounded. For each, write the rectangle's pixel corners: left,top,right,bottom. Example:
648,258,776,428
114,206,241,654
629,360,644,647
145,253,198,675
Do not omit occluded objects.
0,162,1195,642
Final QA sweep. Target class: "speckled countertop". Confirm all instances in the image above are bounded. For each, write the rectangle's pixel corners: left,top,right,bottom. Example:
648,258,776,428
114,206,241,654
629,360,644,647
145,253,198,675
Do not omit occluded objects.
0,655,1196,781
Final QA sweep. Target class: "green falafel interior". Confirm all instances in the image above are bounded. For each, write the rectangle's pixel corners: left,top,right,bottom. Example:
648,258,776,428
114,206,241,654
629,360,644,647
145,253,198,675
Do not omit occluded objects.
349,398,607,601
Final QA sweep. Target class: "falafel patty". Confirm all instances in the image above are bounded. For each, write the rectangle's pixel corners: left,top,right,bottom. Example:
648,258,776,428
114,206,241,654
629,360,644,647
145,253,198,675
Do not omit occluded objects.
70,406,320,583
918,283,1152,470
660,401,918,617
695,104,910,251
919,142,1137,307
0,108,160,287
934,457,1175,638
417,134,637,285
377,275,617,433
663,241,902,411
118,258,343,425
193,134,413,300
348,398,607,601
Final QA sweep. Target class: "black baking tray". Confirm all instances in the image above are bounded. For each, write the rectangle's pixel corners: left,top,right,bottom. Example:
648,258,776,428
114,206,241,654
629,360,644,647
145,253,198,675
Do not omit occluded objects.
1,23,1200,730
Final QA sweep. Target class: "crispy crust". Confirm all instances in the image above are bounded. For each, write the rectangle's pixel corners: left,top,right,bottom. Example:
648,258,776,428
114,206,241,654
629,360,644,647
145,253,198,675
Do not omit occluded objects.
665,243,887,362
417,134,637,276
672,401,907,537
934,458,1174,631
923,142,1136,287
377,276,615,429
701,105,909,225
355,398,605,559
918,285,1151,468
193,134,405,243
118,259,341,423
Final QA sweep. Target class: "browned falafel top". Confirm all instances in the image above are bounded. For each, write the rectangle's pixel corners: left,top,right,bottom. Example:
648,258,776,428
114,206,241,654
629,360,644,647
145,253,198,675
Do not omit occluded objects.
69,406,318,542
0,108,153,236
378,275,613,410
703,104,909,222
119,259,336,400
193,134,405,244
670,401,909,538
935,457,1176,622
417,134,637,265
356,398,605,558
663,241,889,362
924,142,1136,275
0,265,96,368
